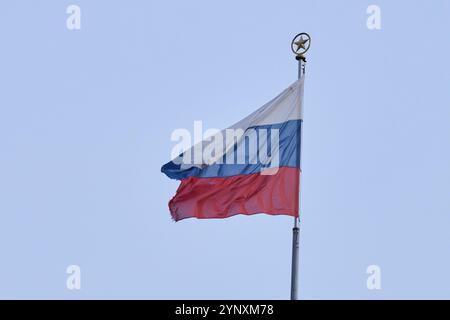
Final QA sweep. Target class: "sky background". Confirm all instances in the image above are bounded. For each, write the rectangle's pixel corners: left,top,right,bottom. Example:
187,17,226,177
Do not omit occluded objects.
0,0,449,299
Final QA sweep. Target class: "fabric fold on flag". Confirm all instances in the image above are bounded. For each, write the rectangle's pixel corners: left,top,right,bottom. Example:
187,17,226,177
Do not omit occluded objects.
162,78,304,221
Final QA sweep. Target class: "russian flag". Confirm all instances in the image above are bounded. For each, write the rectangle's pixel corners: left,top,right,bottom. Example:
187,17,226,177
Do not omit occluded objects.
161,78,304,221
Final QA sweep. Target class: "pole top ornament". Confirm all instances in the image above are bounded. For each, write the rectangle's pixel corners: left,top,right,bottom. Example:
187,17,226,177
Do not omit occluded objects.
291,33,311,61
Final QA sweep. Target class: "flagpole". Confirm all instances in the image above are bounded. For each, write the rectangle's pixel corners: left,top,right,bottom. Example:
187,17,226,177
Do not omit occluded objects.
290,33,310,300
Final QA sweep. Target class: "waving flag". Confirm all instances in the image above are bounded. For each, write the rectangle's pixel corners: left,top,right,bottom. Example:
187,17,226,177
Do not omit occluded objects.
161,79,304,221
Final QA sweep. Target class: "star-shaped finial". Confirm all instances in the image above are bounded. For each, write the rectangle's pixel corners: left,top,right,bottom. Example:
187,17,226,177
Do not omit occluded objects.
294,36,308,52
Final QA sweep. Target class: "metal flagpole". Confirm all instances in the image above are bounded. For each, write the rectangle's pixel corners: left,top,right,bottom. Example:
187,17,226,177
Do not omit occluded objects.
290,32,310,300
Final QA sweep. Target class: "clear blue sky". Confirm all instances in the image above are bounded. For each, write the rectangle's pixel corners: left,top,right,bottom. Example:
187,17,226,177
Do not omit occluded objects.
0,0,449,299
